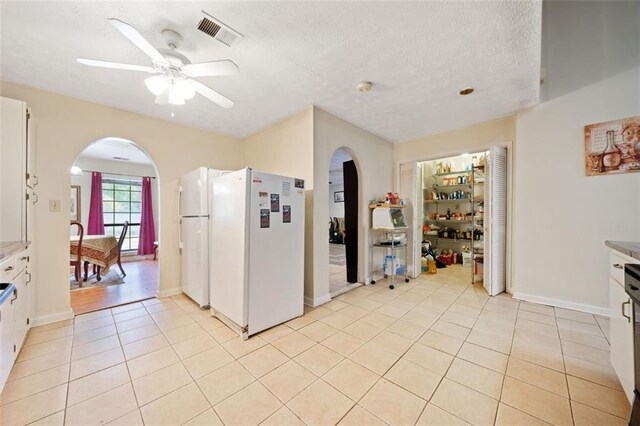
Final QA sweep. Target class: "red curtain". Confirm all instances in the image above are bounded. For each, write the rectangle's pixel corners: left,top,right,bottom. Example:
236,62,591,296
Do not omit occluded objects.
138,176,156,255
87,172,105,235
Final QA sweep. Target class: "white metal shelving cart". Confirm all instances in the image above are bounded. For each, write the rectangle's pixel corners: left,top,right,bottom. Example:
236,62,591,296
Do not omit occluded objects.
368,204,410,289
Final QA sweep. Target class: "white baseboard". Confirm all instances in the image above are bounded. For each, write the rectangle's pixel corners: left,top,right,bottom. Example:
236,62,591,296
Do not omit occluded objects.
512,291,609,317
32,309,75,326
156,287,182,298
122,254,154,262
304,293,332,307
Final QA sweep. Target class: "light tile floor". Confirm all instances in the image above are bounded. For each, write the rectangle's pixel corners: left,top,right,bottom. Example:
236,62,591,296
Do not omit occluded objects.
0,265,629,425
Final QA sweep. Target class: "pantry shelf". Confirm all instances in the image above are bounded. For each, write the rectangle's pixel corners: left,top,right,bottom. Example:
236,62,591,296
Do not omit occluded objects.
431,184,472,190
424,237,472,243
425,219,472,224
432,170,473,177
424,199,473,204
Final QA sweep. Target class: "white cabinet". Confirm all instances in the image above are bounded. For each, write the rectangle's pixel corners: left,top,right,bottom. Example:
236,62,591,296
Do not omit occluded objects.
610,276,634,403
13,269,29,350
0,290,16,387
0,247,33,391
609,249,640,404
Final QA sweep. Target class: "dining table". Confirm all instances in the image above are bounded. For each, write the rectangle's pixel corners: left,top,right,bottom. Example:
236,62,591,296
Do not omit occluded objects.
70,235,118,281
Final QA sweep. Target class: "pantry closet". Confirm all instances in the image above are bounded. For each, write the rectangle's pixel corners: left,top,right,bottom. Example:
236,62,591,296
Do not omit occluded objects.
399,146,508,296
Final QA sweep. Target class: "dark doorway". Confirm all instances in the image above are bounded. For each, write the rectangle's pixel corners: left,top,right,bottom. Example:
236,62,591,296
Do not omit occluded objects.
343,160,358,283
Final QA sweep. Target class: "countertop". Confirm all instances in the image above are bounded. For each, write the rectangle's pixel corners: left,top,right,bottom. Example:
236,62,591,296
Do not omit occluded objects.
606,241,640,261
0,241,30,261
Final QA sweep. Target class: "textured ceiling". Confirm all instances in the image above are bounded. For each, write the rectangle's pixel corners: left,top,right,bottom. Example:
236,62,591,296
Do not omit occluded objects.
0,1,541,142
78,137,153,165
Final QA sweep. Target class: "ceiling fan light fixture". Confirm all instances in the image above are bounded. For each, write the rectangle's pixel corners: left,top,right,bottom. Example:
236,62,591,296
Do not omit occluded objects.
168,86,186,105
145,75,169,96
173,79,196,100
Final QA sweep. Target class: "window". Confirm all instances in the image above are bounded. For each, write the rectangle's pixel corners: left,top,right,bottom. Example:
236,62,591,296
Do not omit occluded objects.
102,178,141,251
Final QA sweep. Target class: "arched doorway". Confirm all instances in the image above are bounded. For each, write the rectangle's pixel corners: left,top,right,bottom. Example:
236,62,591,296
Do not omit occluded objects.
328,148,360,297
69,137,160,314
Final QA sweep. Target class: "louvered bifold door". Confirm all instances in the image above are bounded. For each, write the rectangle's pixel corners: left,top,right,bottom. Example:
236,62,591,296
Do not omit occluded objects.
399,162,423,278
484,146,507,296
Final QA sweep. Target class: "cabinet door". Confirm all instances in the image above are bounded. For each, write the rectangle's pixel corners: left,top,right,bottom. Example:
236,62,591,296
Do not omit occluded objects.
610,277,634,403
0,97,27,242
0,295,15,389
13,269,28,353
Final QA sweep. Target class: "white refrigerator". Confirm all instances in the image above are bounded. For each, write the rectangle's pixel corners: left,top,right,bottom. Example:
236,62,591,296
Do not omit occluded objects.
179,167,226,307
210,168,305,339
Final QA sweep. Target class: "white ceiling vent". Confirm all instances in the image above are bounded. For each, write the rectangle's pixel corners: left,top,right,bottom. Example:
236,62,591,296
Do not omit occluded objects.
198,11,244,48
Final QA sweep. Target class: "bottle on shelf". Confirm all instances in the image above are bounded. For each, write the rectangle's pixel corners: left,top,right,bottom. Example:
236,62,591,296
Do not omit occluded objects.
446,208,451,220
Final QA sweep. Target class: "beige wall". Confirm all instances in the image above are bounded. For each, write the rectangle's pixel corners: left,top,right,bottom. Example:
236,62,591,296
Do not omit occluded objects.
514,67,640,314
394,115,516,166
242,106,394,306
313,107,394,305
0,81,242,324
241,107,316,300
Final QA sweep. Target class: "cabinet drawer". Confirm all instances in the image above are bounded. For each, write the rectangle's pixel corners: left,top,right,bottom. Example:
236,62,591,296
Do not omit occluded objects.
14,249,29,274
0,257,16,282
610,251,640,285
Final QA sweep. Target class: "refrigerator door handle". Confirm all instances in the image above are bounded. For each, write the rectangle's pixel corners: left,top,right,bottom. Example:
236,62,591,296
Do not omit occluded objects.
178,218,183,254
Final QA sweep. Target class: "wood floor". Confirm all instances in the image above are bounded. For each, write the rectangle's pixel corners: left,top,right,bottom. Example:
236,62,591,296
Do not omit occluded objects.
70,260,158,315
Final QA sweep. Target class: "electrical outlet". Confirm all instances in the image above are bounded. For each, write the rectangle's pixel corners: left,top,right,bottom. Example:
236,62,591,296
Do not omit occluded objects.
49,199,61,212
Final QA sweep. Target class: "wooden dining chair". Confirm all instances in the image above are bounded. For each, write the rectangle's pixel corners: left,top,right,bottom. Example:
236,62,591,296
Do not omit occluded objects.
117,221,130,277
70,221,84,283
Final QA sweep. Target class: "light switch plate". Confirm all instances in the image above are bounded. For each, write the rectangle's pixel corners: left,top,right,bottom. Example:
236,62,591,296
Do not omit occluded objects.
49,199,61,212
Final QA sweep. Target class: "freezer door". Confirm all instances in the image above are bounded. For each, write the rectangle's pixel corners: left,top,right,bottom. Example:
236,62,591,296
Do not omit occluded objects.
180,168,208,216
180,216,209,307
247,171,305,335
210,169,250,328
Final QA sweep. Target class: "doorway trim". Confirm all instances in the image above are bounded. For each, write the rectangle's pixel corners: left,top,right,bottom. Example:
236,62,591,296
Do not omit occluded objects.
68,137,162,313
395,140,514,294
325,147,365,301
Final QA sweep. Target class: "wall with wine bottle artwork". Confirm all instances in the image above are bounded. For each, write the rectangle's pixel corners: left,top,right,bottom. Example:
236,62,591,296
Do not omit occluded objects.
514,66,640,314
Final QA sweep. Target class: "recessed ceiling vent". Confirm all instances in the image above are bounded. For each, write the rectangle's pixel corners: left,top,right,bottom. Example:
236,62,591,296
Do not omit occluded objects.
113,156,130,161
198,11,244,48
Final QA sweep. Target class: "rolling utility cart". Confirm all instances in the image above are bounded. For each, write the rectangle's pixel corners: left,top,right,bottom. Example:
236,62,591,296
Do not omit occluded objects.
369,204,410,289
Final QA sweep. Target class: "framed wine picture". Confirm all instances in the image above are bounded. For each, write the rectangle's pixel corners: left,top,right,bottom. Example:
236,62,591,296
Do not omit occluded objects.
585,116,640,176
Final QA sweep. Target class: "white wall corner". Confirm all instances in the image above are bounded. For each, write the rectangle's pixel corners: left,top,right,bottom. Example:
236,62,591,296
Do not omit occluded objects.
304,293,331,307
156,287,182,298
32,309,75,327
512,291,610,317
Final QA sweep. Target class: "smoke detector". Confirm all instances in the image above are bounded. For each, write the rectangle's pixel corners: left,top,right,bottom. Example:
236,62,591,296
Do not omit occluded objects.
357,81,373,92
198,11,244,48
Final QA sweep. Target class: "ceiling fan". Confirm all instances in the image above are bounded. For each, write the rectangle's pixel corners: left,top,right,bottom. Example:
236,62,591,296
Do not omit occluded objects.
77,18,237,109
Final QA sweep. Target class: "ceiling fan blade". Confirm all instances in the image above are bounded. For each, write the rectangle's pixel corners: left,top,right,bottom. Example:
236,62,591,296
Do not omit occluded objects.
183,60,239,77
77,58,157,73
108,18,167,65
187,79,234,109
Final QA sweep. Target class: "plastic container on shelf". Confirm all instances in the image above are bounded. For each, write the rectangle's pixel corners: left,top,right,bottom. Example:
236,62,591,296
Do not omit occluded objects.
462,252,472,268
